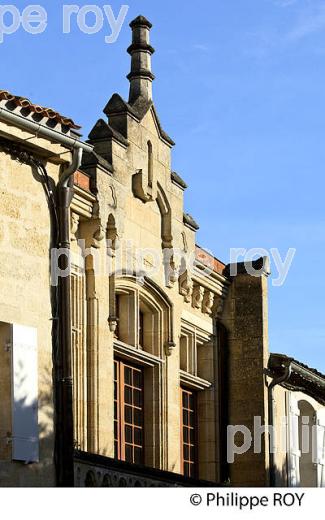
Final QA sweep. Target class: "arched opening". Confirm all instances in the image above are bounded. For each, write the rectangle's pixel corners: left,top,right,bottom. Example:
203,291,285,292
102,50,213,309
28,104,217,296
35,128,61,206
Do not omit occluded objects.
113,276,173,470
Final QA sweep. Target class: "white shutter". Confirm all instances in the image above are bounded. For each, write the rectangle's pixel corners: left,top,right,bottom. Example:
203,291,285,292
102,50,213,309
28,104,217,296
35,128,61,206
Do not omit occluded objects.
287,392,301,487
316,409,325,487
11,324,39,462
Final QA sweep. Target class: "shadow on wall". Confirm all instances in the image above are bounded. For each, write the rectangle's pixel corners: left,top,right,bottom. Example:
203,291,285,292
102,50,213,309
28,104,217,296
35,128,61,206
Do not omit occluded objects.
0,364,55,487
273,460,289,487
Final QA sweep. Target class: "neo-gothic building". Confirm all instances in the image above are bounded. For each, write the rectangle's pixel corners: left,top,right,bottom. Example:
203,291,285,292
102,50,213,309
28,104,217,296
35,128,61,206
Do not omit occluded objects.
0,15,324,488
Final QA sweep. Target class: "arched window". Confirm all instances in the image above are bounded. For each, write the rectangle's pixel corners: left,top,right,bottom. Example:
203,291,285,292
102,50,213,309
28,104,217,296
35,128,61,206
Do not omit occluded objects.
147,140,153,187
113,277,173,470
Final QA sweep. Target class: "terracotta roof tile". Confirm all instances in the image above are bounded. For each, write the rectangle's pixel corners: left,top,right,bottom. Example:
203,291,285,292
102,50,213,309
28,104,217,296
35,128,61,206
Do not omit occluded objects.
0,89,81,130
195,245,226,276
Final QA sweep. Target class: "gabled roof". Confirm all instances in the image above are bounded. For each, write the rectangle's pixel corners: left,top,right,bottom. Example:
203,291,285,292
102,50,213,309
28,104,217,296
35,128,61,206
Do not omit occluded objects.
0,89,81,130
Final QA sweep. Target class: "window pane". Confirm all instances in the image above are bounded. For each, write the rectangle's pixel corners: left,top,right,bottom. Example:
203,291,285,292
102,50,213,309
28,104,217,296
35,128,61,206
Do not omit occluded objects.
133,370,142,389
190,446,195,462
183,444,189,461
125,444,133,462
134,389,142,407
134,447,142,465
125,425,133,443
134,408,142,426
124,386,132,405
125,405,132,424
124,366,132,385
134,427,142,446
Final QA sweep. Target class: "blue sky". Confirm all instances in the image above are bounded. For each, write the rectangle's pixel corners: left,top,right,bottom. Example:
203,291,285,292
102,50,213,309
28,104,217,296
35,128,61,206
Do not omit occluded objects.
1,0,324,371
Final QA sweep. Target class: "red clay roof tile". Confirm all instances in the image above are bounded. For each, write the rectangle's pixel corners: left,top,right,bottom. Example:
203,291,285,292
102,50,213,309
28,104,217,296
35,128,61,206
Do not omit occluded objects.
0,89,81,130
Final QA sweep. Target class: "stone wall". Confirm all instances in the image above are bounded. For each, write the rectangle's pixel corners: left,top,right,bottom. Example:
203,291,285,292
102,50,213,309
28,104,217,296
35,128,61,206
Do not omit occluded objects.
0,134,68,486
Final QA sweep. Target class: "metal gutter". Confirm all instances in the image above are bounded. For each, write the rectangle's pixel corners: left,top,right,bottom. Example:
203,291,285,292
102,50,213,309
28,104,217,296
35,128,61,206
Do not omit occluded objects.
0,106,93,153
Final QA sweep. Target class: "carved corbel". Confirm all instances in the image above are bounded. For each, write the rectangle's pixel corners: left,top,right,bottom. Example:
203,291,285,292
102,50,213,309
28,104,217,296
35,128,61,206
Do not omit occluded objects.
202,290,214,315
70,212,80,241
192,284,204,309
91,223,105,249
107,316,118,334
163,248,177,288
179,270,193,303
106,214,118,258
164,340,176,357
132,169,155,203
169,258,179,286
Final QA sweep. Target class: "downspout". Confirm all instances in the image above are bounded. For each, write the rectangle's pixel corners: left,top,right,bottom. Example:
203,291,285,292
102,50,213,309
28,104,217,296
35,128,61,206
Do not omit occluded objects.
268,360,292,486
0,108,94,489
0,107,93,486
55,146,83,487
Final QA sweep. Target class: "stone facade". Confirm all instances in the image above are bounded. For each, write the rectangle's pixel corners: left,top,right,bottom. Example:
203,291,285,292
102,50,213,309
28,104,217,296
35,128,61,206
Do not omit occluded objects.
1,15,323,488
0,123,71,486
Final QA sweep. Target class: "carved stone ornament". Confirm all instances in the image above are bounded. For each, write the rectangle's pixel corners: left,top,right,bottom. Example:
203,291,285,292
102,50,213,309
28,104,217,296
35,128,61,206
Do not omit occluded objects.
192,284,204,309
107,316,118,334
164,341,176,357
179,270,193,303
70,212,80,241
132,169,154,203
92,224,105,249
202,290,214,315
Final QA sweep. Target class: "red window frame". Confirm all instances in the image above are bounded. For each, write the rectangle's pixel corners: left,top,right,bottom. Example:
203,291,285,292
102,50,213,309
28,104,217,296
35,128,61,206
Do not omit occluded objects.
114,359,144,464
181,387,198,478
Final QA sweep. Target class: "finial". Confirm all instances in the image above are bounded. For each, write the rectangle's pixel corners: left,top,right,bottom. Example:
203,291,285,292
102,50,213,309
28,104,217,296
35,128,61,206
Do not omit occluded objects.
127,15,155,104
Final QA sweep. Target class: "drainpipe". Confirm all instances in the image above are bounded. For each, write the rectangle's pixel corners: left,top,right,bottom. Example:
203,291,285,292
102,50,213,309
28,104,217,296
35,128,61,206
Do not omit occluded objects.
0,105,93,486
268,360,292,486
55,146,84,487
